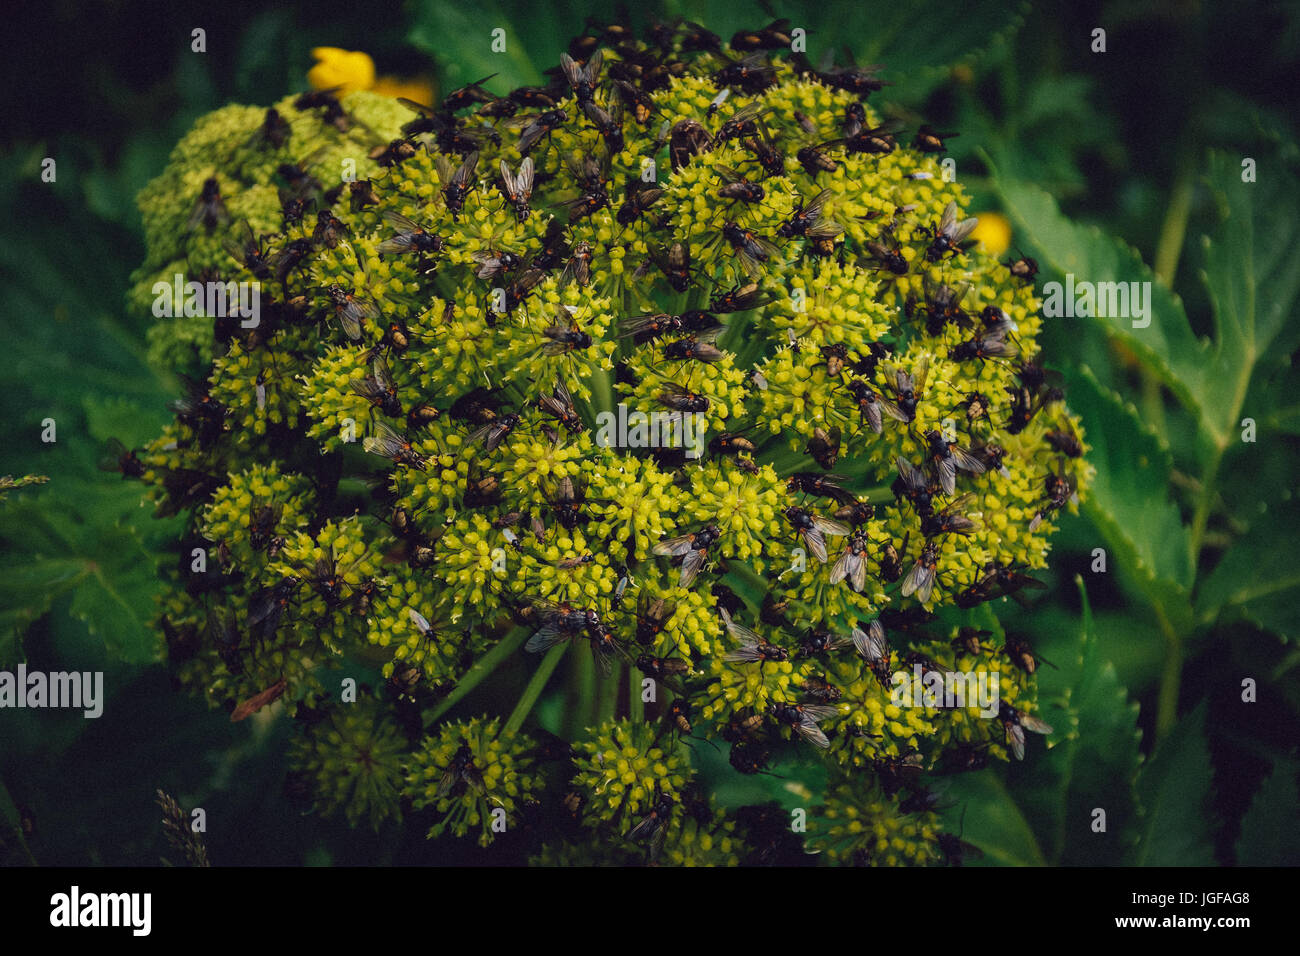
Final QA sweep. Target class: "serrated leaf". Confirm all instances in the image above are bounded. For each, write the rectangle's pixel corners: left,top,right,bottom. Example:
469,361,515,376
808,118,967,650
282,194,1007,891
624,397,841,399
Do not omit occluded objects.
941,769,1046,866
0,496,162,665
1004,577,1143,863
1197,497,1300,640
808,0,1027,98
995,173,1210,418
66,523,162,664
1128,701,1215,865
1235,758,1300,865
947,578,1142,864
1198,151,1300,446
997,152,1300,456
1067,365,1195,610
408,0,551,92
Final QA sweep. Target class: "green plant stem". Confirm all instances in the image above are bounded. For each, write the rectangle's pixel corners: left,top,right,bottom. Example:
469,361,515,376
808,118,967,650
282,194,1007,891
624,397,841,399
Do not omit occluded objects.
724,559,769,602
1140,372,1168,448
1188,451,1223,567
629,662,644,722
597,660,620,721
1154,157,1195,286
1153,601,1183,741
504,642,567,735
589,365,613,418
1270,649,1300,682
428,626,530,723
1147,151,1197,745
572,642,596,735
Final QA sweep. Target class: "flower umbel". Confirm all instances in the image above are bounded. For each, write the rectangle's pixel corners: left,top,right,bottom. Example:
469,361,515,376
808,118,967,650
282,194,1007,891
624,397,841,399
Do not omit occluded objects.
128,19,1089,865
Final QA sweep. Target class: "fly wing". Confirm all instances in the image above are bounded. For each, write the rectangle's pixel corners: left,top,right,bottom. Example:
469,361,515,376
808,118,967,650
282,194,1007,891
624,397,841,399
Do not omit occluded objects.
948,214,979,244
584,49,604,84
719,608,764,647
653,532,697,557
901,557,935,601
559,52,584,87
363,420,407,459
852,395,880,433
1004,721,1026,761
793,717,831,748
949,443,986,474
852,620,888,662
936,457,957,496
678,548,706,588
525,622,571,653
812,515,852,537
498,158,518,198
896,456,928,491
802,527,828,564
877,396,906,424
830,546,856,586
452,151,480,186
799,704,841,722
938,200,957,234
849,552,867,592
381,210,423,233
1019,712,1053,735
803,188,833,220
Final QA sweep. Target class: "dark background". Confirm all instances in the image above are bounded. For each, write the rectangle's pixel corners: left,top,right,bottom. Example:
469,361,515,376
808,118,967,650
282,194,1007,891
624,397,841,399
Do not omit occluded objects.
1,0,1297,866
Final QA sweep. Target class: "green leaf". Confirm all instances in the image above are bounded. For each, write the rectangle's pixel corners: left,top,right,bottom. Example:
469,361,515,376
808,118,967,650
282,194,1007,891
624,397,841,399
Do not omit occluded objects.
834,0,1026,94
0,169,172,667
947,578,1143,864
942,769,1046,866
408,0,553,92
1127,701,1215,865
1004,577,1143,864
1197,497,1300,640
1197,151,1300,447
0,496,163,665
1067,366,1195,612
996,151,1300,455
1235,758,1300,865
994,172,1210,419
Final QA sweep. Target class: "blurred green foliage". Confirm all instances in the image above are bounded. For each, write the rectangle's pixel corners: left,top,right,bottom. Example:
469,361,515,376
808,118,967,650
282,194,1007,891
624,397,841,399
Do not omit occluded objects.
1,0,1297,865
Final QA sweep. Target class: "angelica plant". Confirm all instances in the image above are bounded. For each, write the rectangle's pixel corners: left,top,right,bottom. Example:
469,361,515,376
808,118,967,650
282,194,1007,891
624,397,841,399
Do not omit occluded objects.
126,19,1090,864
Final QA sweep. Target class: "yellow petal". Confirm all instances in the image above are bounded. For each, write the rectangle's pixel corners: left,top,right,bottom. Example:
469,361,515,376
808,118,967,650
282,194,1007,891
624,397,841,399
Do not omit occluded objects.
371,76,438,105
969,211,1012,258
307,48,375,94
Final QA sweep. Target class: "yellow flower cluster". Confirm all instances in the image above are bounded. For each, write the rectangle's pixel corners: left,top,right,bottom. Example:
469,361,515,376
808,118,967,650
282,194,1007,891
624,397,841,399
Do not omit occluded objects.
127,20,1089,863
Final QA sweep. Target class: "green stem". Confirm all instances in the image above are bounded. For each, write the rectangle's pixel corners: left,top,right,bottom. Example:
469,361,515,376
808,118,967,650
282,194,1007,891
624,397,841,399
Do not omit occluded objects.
1140,371,1168,450
597,660,620,721
629,661,644,723
1188,451,1223,567
1154,157,1195,286
569,641,596,737
428,626,529,723
589,365,614,418
1153,602,1183,741
1270,649,1300,682
860,482,894,502
504,642,567,735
